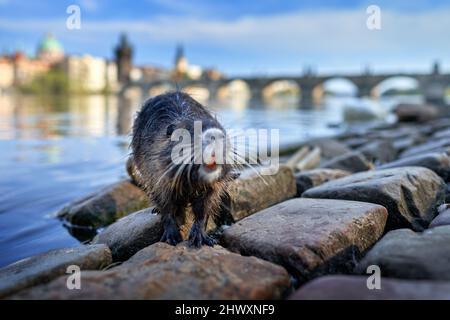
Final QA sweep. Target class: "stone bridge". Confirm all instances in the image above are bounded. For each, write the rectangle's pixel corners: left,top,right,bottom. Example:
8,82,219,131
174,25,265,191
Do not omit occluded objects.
121,67,450,106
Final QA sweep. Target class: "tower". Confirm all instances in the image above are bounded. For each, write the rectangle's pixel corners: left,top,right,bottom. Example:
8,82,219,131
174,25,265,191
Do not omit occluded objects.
174,44,188,77
115,33,133,83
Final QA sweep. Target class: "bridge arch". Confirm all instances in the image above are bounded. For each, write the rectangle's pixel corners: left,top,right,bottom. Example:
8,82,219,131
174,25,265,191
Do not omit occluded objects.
182,84,210,104
311,77,358,104
216,79,251,100
370,76,420,98
261,80,300,101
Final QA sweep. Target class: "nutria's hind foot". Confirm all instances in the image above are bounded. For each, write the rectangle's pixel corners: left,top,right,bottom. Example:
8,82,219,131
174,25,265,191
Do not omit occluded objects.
160,225,182,246
188,224,216,248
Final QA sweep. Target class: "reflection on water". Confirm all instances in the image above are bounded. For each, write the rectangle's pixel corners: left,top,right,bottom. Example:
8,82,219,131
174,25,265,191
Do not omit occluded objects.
0,92,413,267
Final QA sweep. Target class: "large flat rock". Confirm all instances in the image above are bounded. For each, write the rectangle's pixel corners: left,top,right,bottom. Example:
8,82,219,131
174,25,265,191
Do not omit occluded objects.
357,226,450,280
303,167,446,231
378,152,450,181
0,245,112,298
56,179,150,228
11,243,290,300
221,198,387,282
290,275,450,300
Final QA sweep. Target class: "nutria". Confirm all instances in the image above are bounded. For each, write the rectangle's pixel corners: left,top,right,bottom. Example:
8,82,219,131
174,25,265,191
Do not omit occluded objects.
131,92,236,247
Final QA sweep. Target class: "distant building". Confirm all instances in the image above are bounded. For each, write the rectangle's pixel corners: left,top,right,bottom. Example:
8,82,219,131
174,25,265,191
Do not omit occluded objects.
173,44,188,79
37,33,64,64
62,55,118,93
115,34,133,83
0,57,14,89
203,67,224,81
12,52,51,86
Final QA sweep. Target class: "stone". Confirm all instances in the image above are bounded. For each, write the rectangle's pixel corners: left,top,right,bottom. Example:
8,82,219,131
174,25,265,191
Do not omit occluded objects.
357,226,450,280
0,245,111,298
92,208,163,261
223,165,296,221
432,128,450,140
378,152,450,181
93,165,296,261
306,138,352,160
394,103,438,123
295,168,351,196
392,136,420,153
357,140,397,164
429,205,450,228
57,179,150,228
400,138,450,158
319,151,373,173
343,105,380,122
303,167,446,231
341,137,370,149
289,275,450,300
12,243,290,300
296,147,321,171
221,198,387,282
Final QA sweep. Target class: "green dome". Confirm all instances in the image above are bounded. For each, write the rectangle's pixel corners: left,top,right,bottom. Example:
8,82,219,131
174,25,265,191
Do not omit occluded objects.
38,34,63,53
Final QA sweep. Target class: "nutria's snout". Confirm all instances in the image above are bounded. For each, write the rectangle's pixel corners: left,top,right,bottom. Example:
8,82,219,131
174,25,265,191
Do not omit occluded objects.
198,127,228,183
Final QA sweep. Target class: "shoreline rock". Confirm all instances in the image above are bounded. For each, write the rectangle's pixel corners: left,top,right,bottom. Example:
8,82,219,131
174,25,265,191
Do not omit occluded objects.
11,243,290,300
0,244,111,298
303,166,446,231
221,198,387,283
56,179,150,229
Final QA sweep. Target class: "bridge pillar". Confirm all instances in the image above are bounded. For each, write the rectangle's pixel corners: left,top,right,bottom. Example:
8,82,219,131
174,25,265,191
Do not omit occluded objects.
300,87,314,108
356,85,372,98
423,83,446,106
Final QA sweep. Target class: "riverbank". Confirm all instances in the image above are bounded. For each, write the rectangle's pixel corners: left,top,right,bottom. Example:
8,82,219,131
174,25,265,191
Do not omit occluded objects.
2,102,450,299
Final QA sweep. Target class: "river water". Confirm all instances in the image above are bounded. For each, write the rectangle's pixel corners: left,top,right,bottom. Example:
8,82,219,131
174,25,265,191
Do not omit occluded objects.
0,93,418,267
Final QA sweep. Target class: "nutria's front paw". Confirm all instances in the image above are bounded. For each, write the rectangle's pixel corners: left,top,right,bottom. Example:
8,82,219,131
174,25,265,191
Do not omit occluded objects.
160,226,182,246
188,227,216,248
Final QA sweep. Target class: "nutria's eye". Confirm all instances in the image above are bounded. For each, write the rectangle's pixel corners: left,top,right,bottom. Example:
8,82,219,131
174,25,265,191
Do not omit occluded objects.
166,124,176,137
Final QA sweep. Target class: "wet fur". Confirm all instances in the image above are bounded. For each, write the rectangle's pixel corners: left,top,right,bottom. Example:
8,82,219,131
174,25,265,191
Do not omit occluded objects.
131,92,234,247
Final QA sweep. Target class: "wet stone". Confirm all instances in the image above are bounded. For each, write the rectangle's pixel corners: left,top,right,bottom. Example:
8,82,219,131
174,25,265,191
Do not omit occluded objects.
0,244,112,298
56,179,150,228
378,152,450,181
303,166,446,231
221,198,387,282
357,226,450,281
11,243,290,300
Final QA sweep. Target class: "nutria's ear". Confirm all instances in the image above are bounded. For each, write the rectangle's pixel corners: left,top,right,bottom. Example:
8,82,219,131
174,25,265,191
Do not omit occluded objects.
166,124,176,137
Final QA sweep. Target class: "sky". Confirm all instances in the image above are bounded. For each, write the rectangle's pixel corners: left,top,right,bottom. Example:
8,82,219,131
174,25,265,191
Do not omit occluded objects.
0,0,449,76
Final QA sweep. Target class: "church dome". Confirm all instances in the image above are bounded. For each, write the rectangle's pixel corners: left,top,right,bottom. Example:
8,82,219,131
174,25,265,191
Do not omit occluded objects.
37,33,64,62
